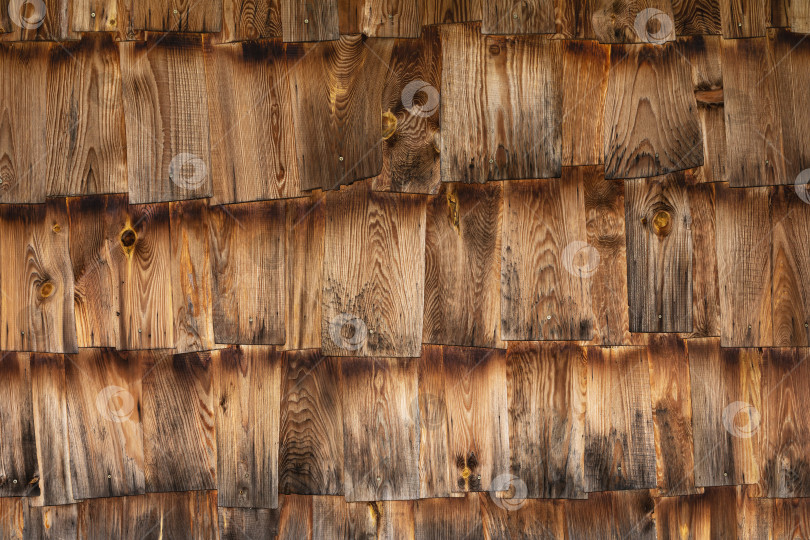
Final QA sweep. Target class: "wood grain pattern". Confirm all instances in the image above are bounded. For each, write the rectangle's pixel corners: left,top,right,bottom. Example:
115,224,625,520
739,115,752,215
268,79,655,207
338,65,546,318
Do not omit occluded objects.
279,350,344,495
672,0,721,33
421,0,482,25
424,182,503,348
501,177,594,341
119,34,212,204
685,182,720,338
311,496,376,538
64,348,145,498
287,36,392,191
590,0,675,43
341,356,419,501
209,201,286,345
715,183,773,347
624,174,693,333
504,498,566,540
0,353,38,497
554,0,594,37
417,345,453,499
566,490,656,540
322,182,426,357
215,346,282,509
787,0,810,30
341,0,422,37
0,200,77,353
414,495,484,540
740,489,810,539
72,0,117,31
1,0,73,41
277,494,313,540
440,23,563,183
604,43,702,179
482,0,555,34
205,40,301,204
506,342,587,499
142,351,216,492
132,0,222,32
219,506,279,539
655,486,738,540
27,504,78,539
689,338,761,487
281,0,338,41
585,347,656,491
720,0,766,36
444,346,509,493
220,0,281,41
170,200,216,353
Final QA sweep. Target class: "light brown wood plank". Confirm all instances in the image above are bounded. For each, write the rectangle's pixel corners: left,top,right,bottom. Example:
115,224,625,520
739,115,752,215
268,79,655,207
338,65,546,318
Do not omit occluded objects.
27,504,78,539
277,494,313,540
720,0,766,36
417,345,453,498
787,0,810,30
686,181,720,338
219,506,280,539
414,495,484,540
482,0,554,34
72,0,117,31
566,490,656,540
2,0,73,41
281,0,338,41
672,0,721,33
345,0,422,37
0,353,39,497
421,0,482,25
220,0,281,42
311,496,376,538
554,0,594,37
132,0,222,32
590,0,675,43
654,486,738,540
75,496,123,538
505,498,566,540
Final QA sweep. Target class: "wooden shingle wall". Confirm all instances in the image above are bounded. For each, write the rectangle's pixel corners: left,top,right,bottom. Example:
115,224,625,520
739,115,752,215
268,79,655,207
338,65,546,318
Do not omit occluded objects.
2,0,810,537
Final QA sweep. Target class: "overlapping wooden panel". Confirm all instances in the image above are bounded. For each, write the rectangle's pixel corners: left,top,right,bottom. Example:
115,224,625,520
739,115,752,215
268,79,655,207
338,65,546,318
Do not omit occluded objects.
209,201,286,345
28,504,78,539
341,356,419,501
281,0,338,41
585,347,656,492
220,0,281,41
604,43,702,179
322,183,426,357
424,182,503,348
279,350,344,495
65,348,145,499
72,0,118,32
715,183,773,347
206,40,300,204
414,495,484,540
673,0,721,34
440,23,563,183
0,353,38,497
132,0,222,32
142,351,216,492
501,177,594,341
566,490,656,540
170,200,216,353
655,486,738,540
721,37,784,187
0,43,48,203
590,0,675,43
120,34,212,203
46,34,125,197
287,36,392,190
481,0,554,34
741,492,810,539
215,346,282,509
507,342,586,499
625,175,693,333
373,27,442,194
219,506,279,539
561,40,609,167
0,200,76,353
417,345,453,499
720,0,766,36
444,347,509,493
1,0,73,41
687,181,720,337
689,338,761,486
340,0,422,37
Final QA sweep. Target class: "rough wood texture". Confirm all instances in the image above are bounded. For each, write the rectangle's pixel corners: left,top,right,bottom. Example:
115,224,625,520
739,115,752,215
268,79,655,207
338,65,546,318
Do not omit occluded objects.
287,36,392,191
414,495,484,540
219,506,280,539
206,40,301,204
481,0,555,34
120,35,212,203
72,0,118,31
604,43,702,179
277,494,312,539
655,486,738,540
421,0,482,25
501,177,594,341
27,504,78,539
281,0,339,41
424,182,503,348
590,0,676,43
585,347,656,492
673,0,721,33
322,182,426,357
566,490,656,540
215,346,282,509
340,0,422,37
220,0,281,41
720,0,766,36
440,23,563,183
506,342,587,499
209,201,286,345
279,350,344,495
624,174,693,333
341,356,419,501
686,181,720,338
689,338,762,487
787,0,810,30
0,353,38,497
416,346,453,499
132,0,222,32
2,0,73,41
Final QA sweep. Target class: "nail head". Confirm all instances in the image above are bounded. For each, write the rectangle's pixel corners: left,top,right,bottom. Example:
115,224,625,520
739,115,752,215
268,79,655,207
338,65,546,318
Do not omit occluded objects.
304,18,309,24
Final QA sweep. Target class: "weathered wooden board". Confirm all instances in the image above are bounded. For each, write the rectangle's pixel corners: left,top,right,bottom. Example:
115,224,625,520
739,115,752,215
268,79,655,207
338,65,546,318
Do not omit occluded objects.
444,347,509,493
420,0,482,25
655,486,738,540
75,497,123,538
585,347,656,492
72,0,117,31
787,0,810,30
220,0,281,41
277,494,313,539
715,183,773,347
206,40,301,204
414,495,484,540
0,353,39,497
30,354,74,506
566,490,656,539
64,348,145,498
46,34,126,197
283,194,324,351
279,350,344,495
322,182,426,357
170,200,216,353
215,346,282,509
501,177,594,341
119,34,212,203
481,0,554,34
417,345,453,499
340,0,422,36
2,0,73,41
373,28,442,194
720,0,766,36
689,338,761,486
142,351,216,492
506,342,587,499
27,504,78,539
673,0,721,34
209,201,286,345
554,0,595,37
0,43,48,203
624,174,693,333
287,36,392,191
503,498,566,540
440,23,563,183
377,501,416,539
0,200,77,353
281,0,338,41
561,40,609,167
219,506,279,539
740,491,810,540
311,496,376,538
721,37,784,187
686,181,720,338
341,356,419,501
604,43,702,179
590,0,675,43
132,0,222,32
0,498,26,539
424,182,503,348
